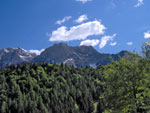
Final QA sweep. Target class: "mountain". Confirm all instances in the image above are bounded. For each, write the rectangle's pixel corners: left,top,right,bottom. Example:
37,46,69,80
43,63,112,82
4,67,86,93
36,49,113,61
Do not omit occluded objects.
33,43,130,67
0,43,131,68
0,48,37,68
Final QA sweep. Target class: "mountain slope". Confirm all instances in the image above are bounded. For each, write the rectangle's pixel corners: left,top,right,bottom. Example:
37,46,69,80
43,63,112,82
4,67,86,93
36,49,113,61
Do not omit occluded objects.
33,43,130,67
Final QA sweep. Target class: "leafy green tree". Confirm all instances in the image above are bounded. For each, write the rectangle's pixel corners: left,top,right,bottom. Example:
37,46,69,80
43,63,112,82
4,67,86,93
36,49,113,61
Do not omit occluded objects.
142,41,150,60
100,57,150,113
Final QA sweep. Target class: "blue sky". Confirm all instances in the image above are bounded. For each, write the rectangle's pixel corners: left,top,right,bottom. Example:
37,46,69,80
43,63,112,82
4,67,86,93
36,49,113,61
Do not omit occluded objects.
0,0,150,54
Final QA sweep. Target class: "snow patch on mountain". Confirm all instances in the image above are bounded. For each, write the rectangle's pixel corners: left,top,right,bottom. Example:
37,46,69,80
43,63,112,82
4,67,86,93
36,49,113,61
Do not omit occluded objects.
3,48,9,53
63,58,74,64
90,64,97,68
19,55,29,61
63,58,76,67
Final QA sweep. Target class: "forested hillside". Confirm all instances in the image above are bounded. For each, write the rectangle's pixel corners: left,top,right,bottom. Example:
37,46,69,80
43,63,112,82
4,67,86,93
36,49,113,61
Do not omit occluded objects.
0,43,150,113
0,62,103,113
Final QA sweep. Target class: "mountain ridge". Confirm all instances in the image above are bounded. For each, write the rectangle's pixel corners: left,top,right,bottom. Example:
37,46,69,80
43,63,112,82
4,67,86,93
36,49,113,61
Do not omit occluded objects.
0,43,130,68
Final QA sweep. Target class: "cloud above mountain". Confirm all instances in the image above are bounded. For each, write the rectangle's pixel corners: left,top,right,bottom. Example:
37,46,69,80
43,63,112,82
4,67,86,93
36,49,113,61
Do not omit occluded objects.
144,30,150,39
126,42,133,46
49,20,106,42
110,42,117,46
99,34,116,49
29,49,45,55
80,39,99,46
76,0,92,4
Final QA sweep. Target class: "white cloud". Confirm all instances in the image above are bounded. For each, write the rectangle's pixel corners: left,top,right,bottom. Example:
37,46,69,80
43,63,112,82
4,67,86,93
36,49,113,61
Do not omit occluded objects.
126,42,133,46
76,0,92,4
110,42,117,46
75,15,88,23
29,49,45,55
144,31,150,39
49,20,106,42
134,0,144,7
80,39,99,46
56,16,72,25
99,34,116,49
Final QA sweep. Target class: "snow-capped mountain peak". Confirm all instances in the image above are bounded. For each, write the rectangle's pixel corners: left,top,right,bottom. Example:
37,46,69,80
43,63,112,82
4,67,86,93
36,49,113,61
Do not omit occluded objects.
0,47,37,66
